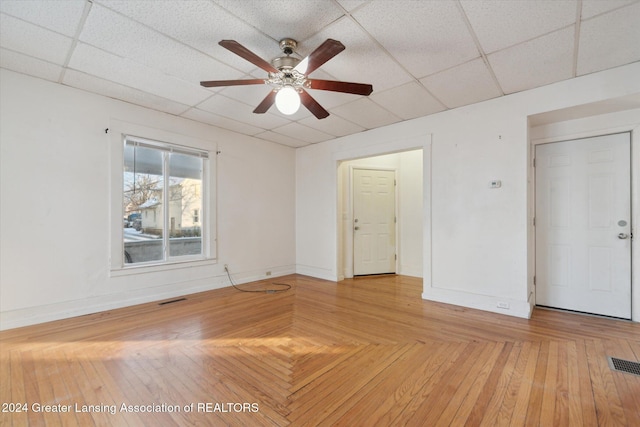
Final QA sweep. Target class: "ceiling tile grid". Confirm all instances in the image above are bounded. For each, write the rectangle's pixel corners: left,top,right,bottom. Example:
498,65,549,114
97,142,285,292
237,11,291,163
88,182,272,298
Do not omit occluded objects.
0,47,63,82
0,0,86,37
182,108,266,136
302,14,415,93
332,97,402,129
352,0,481,78
0,13,73,65
213,0,345,42
99,0,278,73
63,69,192,116
298,113,365,137
459,0,578,54
420,58,503,109
1,0,639,148
488,26,576,94
577,1,640,75
370,81,446,119
68,42,211,106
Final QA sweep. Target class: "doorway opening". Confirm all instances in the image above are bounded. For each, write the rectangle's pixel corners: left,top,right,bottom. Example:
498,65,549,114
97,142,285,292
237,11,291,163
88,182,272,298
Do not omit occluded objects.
337,149,423,280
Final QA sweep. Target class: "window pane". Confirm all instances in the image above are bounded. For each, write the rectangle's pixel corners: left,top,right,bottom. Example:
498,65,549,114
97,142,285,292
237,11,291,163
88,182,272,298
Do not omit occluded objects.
123,144,164,264
168,152,203,257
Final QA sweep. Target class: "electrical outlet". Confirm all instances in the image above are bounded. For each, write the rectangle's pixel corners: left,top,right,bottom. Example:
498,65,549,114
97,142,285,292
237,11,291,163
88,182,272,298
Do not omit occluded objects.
266,271,272,276
497,302,509,309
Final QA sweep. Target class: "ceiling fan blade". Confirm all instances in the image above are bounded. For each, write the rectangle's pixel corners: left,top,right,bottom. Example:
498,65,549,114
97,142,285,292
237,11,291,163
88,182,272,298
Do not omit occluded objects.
294,39,345,75
306,79,373,96
219,40,279,74
299,89,329,119
253,90,277,114
200,78,265,88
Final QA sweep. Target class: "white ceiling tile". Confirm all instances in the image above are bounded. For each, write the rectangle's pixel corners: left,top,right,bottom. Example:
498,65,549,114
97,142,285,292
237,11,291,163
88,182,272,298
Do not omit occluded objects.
0,0,85,37
353,1,480,77
371,81,446,120
254,130,309,148
212,0,345,41
488,27,574,94
299,113,365,137
335,1,368,13
271,122,334,144
197,94,290,130
577,2,640,76
303,16,413,93
62,69,190,115
0,48,62,82
215,84,273,107
80,4,242,84
332,98,401,129
273,102,313,121
304,87,362,110
581,0,638,19
181,108,265,136
97,0,277,74
420,58,502,109
460,0,577,54
0,13,72,64
68,43,211,105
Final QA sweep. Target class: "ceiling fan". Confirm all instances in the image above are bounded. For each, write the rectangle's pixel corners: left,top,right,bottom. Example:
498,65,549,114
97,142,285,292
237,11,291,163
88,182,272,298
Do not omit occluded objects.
200,38,373,119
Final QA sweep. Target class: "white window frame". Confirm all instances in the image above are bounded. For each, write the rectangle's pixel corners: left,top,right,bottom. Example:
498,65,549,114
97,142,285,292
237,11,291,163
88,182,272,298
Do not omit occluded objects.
109,120,217,275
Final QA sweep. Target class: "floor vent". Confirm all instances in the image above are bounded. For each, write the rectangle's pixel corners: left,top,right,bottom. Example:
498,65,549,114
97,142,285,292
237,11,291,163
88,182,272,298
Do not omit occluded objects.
608,357,640,377
159,298,186,306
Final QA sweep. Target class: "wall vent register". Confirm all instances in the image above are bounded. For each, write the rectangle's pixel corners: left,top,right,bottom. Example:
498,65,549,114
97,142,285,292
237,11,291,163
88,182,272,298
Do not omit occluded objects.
608,357,640,377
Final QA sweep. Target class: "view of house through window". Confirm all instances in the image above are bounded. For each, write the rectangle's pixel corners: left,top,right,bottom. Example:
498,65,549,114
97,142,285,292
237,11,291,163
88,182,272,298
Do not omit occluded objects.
123,136,206,265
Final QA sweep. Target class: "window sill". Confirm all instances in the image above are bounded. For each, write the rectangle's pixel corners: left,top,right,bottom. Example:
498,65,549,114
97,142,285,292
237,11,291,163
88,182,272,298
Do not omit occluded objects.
110,257,217,277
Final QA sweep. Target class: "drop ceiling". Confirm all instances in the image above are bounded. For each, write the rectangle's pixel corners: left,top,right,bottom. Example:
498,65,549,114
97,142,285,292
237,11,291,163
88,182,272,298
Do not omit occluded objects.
1,0,639,148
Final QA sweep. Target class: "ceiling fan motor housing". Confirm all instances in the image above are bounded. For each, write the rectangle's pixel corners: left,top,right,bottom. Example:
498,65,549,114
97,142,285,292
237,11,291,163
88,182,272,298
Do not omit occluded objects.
273,38,300,72
271,55,300,71
279,38,297,55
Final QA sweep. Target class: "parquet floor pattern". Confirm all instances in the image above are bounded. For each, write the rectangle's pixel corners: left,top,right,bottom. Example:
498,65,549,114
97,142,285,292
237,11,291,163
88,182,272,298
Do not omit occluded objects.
1,274,639,426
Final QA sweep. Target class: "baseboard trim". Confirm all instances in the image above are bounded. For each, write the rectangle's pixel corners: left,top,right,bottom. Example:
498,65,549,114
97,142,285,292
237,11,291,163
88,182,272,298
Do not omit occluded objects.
422,286,532,319
295,264,337,282
0,265,296,330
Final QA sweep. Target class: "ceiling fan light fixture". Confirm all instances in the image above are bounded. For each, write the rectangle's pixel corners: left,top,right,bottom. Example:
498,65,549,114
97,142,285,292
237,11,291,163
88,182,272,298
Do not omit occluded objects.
275,86,300,115
202,39,372,119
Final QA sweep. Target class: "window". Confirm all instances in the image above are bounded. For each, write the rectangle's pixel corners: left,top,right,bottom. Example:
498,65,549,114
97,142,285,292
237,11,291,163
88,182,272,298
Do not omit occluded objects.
123,136,208,265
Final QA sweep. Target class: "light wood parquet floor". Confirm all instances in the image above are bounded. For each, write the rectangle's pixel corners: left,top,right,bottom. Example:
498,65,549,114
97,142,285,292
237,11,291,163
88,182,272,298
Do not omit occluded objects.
1,274,639,426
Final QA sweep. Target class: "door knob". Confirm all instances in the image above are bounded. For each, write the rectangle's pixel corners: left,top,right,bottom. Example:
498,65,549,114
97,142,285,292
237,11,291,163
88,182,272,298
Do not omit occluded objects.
618,233,629,239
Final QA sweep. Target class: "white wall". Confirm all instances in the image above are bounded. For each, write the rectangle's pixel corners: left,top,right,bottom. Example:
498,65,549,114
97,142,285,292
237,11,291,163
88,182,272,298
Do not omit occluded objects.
0,69,296,329
295,62,640,320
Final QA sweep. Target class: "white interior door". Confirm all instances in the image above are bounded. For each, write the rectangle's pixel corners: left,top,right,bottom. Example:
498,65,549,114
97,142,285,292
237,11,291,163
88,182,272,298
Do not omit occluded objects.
353,168,396,275
535,133,631,318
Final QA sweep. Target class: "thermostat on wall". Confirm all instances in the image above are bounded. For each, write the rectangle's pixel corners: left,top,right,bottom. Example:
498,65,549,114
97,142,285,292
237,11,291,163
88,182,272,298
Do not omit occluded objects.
489,180,502,188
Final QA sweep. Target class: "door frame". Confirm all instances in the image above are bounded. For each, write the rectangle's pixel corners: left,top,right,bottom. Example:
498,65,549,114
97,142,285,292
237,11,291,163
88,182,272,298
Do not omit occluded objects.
533,132,632,318
531,126,639,321
351,166,398,276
